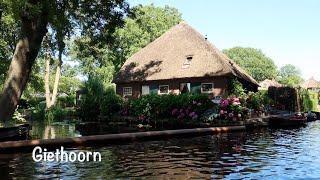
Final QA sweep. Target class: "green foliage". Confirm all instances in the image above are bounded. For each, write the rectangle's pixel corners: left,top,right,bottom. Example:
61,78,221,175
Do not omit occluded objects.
100,88,124,118
245,91,271,111
45,106,69,121
78,78,105,121
12,110,26,123
268,86,298,111
111,4,182,70
229,78,246,97
300,90,318,112
278,64,303,87
129,94,214,120
0,2,18,91
70,4,182,85
31,102,46,120
78,77,123,121
223,47,277,82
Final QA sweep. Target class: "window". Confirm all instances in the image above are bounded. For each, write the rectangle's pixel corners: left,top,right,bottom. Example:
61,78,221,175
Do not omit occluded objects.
182,55,193,69
123,87,132,96
142,85,150,95
201,83,214,93
158,85,169,94
180,83,191,94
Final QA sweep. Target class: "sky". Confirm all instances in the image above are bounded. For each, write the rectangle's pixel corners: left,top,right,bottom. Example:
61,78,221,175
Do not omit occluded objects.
129,0,320,80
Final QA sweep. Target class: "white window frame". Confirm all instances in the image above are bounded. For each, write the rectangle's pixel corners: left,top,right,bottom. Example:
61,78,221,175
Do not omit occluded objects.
123,87,132,96
201,83,214,93
158,85,169,95
141,85,150,95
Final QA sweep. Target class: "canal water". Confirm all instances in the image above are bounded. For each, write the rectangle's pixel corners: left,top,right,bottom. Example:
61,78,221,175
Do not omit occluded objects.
1,121,320,179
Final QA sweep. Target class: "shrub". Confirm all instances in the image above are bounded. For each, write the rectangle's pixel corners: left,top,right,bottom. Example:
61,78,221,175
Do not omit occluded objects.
77,78,104,121
58,95,76,107
245,91,271,111
78,78,124,121
100,88,124,118
45,106,69,121
31,102,46,120
219,96,248,121
300,90,318,112
228,78,246,97
268,86,297,111
129,94,214,121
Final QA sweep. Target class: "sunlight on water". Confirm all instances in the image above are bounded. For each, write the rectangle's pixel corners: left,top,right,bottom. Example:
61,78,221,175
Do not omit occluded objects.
1,121,320,179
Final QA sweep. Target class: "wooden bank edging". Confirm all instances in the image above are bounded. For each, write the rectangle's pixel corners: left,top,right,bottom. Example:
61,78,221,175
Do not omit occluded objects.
0,126,245,153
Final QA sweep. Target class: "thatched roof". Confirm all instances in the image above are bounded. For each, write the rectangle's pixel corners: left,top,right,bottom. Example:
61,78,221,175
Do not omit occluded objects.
302,77,319,89
259,79,282,90
113,21,258,86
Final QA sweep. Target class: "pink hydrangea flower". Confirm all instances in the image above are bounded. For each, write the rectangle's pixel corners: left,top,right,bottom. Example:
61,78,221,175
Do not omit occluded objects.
221,99,229,108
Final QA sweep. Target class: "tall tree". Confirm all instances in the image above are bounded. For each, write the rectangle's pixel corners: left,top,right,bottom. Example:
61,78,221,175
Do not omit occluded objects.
0,2,19,91
223,47,278,82
71,4,182,87
278,64,303,87
0,0,129,122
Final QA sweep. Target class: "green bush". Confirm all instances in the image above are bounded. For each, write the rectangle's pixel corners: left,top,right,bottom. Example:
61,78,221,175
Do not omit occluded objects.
31,102,46,120
300,90,318,112
100,88,124,118
58,95,76,107
245,90,271,111
45,106,69,121
129,94,214,120
78,78,124,121
228,78,246,97
78,78,105,121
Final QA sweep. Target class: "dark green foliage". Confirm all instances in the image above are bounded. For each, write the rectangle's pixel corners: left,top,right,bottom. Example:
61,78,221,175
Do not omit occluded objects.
57,95,76,107
129,94,214,120
31,103,46,121
77,78,105,121
245,91,271,110
268,86,298,111
100,88,123,118
78,78,124,121
45,106,69,121
300,90,318,112
228,78,246,97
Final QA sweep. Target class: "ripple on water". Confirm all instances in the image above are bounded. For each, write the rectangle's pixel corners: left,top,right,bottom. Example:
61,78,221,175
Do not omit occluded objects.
2,121,320,179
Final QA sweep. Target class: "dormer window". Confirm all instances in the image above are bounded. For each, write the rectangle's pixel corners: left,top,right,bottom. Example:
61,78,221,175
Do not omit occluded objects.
182,55,193,69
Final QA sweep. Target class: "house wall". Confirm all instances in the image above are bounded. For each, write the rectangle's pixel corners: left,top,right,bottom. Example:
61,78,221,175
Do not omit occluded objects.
116,76,230,99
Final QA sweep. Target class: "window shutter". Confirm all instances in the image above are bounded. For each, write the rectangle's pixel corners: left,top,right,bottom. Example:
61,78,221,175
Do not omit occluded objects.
149,84,158,94
191,82,201,94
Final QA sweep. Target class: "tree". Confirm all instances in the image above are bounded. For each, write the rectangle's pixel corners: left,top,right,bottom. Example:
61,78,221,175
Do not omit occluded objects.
223,47,278,82
278,64,303,87
0,0,129,122
71,4,182,85
0,2,19,91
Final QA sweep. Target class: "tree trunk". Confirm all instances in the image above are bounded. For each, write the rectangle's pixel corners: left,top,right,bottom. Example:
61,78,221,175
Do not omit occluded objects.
50,59,62,106
44,51,52,108
0,14,48,123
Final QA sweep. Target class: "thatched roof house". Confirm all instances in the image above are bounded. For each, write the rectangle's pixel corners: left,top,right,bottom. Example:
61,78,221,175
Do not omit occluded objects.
302,77,319,90
259,79,282,90
113,22,258,98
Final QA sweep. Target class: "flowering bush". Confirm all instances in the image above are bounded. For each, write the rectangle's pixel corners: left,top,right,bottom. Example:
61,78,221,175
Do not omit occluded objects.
219,96,248,121
129,94,214,121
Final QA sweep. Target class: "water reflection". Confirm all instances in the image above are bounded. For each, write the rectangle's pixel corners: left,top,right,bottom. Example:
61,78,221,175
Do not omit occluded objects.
1,122,320,179
29,121,81,140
